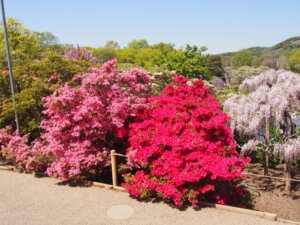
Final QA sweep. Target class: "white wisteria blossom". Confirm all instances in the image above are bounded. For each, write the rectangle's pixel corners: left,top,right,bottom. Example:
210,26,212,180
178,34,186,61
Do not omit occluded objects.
241,140,264,154
224,69,300,190
225,69,300,137
274,137,300,163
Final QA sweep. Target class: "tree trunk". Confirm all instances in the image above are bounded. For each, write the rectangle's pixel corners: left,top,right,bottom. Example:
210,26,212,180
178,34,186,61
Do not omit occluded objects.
264,117,270,175
284,163,292,194
264,152,269,175
223,72,232,90
286,112,294,137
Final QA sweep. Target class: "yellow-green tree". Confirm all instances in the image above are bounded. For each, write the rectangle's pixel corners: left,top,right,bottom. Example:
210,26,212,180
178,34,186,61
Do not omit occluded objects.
289,49,300,73
232,50,253,68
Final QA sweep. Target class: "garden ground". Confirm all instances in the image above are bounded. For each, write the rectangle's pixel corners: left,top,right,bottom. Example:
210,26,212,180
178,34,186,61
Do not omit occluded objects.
0,169,296,225
243,163,300,222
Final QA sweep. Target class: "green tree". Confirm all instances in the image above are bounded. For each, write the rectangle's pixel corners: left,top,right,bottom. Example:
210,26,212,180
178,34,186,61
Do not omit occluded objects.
288,49,300,73
127,39,149,49
33,31,59,48
0,18,97,138
221,55,233,67
0,50,95,139
116,47,158,69
155,45,208,79
93,48,117,63
0,18,43,69
232,50,253,68
206,55,224,77
151,42,174,54
104,40,120,50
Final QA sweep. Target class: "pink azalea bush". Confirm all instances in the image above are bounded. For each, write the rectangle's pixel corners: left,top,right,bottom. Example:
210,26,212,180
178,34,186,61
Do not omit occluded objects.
0,126,52,172
0,59,153,180
40,59,152,180
122,74,251,207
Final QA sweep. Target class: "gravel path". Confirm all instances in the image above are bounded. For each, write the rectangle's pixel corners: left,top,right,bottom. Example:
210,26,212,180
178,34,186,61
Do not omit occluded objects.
0,170,292,225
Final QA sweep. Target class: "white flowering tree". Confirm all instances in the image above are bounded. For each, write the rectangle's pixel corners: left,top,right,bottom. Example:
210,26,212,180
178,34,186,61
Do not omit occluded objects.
224,69,300,193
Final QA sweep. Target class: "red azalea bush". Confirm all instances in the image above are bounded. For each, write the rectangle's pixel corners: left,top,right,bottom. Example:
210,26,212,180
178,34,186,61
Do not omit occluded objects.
122,74,251,207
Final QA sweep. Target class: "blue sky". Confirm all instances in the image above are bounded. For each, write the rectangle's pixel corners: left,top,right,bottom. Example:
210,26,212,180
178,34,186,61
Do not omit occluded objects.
4,0,300,53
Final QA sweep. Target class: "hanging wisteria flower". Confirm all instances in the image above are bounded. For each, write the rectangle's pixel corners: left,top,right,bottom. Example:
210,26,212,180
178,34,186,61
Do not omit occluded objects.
224,69,300,162
274,138,300,163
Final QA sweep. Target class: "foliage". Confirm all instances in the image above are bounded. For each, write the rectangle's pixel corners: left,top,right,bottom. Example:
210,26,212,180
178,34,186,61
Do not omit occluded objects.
116,47,158,69
288,49,300,73
0,78,52,140
0,19,92,139
127,39,149,49
221,56,233,68
92,41,120,63
93,48,117,64
0,51,94,140
155,45,208,79
103,40,120,50
33,31,59,48
271,36,300,51
0,18,43,69
220,36,300,73
151,42,175,54
206,55,224,77
232,50,253,69
122,75,250,207
220,36,300,59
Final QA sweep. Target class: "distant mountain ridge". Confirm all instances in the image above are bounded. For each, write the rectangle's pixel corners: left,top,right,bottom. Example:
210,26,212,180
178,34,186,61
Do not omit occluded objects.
220,36,300,57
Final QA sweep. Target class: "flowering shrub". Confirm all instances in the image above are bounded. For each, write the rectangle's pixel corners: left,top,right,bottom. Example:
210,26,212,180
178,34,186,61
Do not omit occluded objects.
224,69,300,189
0,126,52,172
122,74,250,207
224,69,300,157
209,76,225,89
63,46,99,64
39,59,152,180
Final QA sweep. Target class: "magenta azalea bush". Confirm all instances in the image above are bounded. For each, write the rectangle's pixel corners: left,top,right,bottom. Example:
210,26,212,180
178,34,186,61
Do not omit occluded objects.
122,74,251,207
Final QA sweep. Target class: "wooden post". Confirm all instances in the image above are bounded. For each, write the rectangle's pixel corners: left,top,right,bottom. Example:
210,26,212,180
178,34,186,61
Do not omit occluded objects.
111,150,118,187
284,163,292,194
264,117,270,176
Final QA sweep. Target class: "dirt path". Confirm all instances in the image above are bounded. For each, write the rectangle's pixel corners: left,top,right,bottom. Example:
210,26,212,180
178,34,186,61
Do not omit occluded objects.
0,170,293,225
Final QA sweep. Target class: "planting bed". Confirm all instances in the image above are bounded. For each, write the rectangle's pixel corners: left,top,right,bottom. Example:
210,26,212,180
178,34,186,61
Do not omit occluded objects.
243,163,300,221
